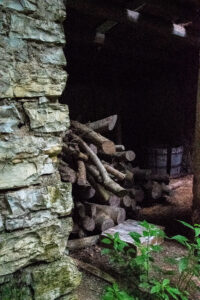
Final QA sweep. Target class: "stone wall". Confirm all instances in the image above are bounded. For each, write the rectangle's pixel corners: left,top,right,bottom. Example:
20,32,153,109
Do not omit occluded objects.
0,1,81,299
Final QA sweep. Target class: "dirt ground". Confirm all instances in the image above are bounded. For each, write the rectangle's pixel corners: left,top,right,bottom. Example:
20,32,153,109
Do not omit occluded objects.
71,175,200,300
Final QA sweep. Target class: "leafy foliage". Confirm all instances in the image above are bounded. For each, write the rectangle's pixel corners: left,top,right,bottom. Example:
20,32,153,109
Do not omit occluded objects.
101,220,200,300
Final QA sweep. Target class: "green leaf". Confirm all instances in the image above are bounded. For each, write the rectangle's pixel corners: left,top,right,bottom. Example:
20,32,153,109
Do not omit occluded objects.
150,285,161,294
151,245,162,252
196,238,200,247
102,238,112,245
195,228,200,237
101,249,111,255
139,220,150,229
129,232,141,244
171,235,188,245
178,257,189,273
178,220,194,230
162,279,170,286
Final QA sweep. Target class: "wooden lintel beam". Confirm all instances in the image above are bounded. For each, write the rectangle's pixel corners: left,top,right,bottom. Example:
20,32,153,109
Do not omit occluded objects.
66,0,200,47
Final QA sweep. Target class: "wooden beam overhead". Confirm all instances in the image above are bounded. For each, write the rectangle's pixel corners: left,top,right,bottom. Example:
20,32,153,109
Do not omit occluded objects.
66,0,200,47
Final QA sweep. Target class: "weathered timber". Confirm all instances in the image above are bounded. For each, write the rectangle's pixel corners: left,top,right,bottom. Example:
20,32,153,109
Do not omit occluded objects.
129,188,145,203
73,258,116,284
62,144,88,161
59,163,77,183
95,211,115,231
77,160,87,186
71,133,126,196
71,120,116,155
100,151,135,162
87,115,118,133
103,162,126,181
78,185,96,199
95,204,126,224
122,195,133,208
68,235,99,250
86,164,103,183
82,216,95,232
76,202,86,218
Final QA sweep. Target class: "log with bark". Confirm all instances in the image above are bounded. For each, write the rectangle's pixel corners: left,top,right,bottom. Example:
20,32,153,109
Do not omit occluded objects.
58,116,171,239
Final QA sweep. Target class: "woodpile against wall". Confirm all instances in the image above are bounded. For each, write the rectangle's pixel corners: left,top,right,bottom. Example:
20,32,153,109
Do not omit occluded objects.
59,116,172,238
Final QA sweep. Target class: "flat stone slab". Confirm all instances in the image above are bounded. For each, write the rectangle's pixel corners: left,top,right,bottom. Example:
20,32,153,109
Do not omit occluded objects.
101,219,164,247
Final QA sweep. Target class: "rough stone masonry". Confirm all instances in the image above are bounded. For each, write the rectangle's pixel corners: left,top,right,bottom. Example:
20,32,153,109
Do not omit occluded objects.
0,0,81,299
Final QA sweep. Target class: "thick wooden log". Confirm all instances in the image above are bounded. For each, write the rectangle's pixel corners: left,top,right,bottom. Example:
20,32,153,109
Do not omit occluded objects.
108,195,121,207
62,144,88,161
151,182,163,200
129,188,145,203
59,164,77,183
71,120,116,155
87,115,118,133
77,160,87,186
103,162,126,181
82,216,95,232
68,235,99,250
133,167,152,181
78,229,87,238
95,211,115,231
86,164,103,183
100,151,135,162
87,175,110,203
76,202,86,218
84,202,97,217
72,133,127,196
88,175,121,206
122,195,132,208
114,151,136,162
95,204,126,224
78,185,96,200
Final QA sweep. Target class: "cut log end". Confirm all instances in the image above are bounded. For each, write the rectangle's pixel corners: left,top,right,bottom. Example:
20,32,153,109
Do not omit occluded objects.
101,141,116,155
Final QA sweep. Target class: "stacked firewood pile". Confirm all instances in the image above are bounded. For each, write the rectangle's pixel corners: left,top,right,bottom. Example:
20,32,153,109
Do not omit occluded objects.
59,116,171,238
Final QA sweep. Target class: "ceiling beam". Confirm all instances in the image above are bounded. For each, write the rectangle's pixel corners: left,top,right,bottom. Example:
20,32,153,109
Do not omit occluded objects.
66,0,200,47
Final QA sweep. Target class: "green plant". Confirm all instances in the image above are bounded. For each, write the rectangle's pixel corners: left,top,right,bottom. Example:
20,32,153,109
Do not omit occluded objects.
169,221,200,294
101,220,199,300
102,283,137,300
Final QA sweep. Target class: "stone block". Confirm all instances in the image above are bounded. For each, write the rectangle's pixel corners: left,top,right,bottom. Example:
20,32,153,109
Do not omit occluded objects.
10,13,65,44
0,218,72,276
0,155,55,190
0,0,66,22
3,183,73,220
0,214,4,232
0,255,81,300
23,101,70,132
0,0,37,13
29,43,66,66
0,135,62,162
13,62,67,98
0,103,23,133
5,210,54,231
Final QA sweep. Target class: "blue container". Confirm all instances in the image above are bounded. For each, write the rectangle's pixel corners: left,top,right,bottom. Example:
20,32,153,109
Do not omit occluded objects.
146,145,183,178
